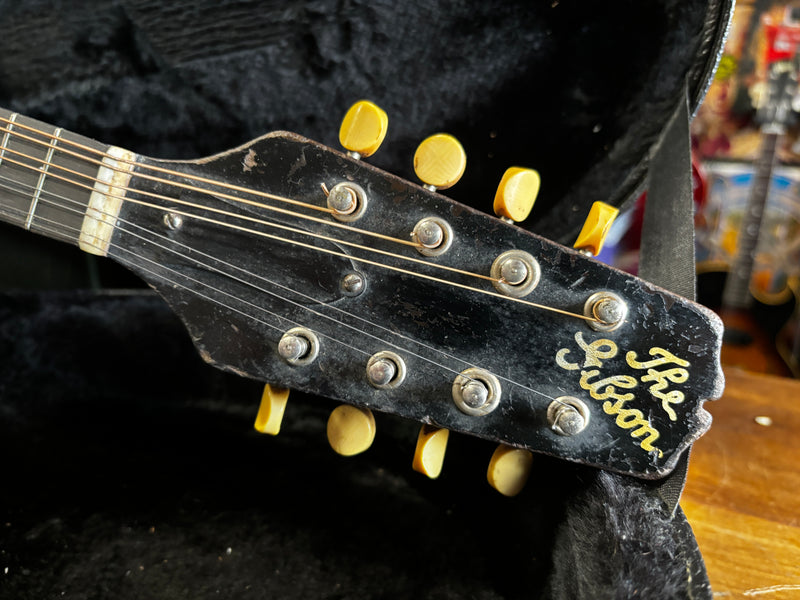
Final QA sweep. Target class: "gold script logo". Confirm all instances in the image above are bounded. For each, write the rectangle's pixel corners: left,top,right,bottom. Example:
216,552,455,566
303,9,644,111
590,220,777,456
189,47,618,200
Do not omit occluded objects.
555,332,691,458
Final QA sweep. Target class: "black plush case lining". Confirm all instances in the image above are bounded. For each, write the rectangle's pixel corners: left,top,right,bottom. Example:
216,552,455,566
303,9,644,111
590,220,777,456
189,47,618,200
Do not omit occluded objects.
1,293,710,599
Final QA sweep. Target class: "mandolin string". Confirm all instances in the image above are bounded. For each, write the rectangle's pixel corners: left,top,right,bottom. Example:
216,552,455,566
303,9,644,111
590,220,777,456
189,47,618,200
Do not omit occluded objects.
0,120,423,250
0,120,601,318
0,176,560,399
0,144,600,322
0,128,427,253
0,182,560,402
0,133,520,290
18,180,556,397
0,144,502,286
0,198,361,349
0,118,336,215
5,208,314,349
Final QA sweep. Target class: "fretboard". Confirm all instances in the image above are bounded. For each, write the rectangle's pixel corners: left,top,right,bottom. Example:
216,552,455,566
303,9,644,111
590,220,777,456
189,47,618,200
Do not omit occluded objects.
0,108,118,248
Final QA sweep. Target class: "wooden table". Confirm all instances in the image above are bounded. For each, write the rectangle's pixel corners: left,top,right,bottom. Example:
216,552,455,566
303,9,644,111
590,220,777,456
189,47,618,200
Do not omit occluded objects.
683,368,800,599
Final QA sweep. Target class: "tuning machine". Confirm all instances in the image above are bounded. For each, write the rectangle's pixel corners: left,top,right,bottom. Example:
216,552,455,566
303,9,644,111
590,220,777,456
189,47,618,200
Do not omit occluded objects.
493,167,540,224
327,405,376,456
573,200,619,257
339,100,388,159
324,181,368,222
487,445,533,497
414,133,466,192
412,425,449,479
253,384,290,436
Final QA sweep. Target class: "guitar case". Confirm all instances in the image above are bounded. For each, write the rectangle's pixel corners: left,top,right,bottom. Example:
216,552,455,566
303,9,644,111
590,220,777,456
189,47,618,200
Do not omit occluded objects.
0,2,732,599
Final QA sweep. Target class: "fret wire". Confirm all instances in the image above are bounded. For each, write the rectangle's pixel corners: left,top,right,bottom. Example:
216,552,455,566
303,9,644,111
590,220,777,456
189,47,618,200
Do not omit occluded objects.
26,127,61,230
0,113,17,168
0,180,559,401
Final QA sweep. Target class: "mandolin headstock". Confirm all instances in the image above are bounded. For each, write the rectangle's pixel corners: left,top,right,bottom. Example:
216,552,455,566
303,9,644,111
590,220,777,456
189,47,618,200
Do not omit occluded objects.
105,102,724,489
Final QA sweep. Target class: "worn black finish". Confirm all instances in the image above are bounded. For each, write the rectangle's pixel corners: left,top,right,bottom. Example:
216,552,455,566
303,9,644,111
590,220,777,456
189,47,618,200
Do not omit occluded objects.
113,133,724,478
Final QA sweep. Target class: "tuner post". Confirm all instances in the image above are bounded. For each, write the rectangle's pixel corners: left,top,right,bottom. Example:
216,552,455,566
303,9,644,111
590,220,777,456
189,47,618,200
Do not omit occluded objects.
547,397,589,436
325,182,368,222
490,250,540,297
278,327,320,365
452,368,501,416
412,217,453,256
584,291,628,331
366,351,406,389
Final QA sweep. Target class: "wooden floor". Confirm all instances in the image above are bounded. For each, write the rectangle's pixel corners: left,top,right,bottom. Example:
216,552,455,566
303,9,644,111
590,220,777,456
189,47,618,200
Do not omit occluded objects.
682,368,800,599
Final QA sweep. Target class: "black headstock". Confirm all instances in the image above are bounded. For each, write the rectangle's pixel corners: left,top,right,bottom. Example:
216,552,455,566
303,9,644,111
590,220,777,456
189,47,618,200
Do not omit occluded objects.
110,129,724,479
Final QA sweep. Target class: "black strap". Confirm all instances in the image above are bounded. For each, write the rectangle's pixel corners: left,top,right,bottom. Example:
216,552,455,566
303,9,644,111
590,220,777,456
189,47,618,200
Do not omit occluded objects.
639,86,696,514
640,90,696,301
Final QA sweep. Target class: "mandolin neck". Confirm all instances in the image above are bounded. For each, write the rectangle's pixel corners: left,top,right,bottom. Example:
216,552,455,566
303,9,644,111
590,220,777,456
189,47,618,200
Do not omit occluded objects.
0,108,135,255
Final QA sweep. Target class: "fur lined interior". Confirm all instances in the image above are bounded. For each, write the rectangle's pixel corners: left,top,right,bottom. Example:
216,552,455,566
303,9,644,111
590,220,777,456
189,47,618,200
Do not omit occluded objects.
0,0,728,242
0,293,710,599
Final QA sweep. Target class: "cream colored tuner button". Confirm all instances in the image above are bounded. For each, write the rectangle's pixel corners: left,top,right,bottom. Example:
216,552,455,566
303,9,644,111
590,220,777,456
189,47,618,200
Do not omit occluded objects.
253,384,290,436
412,425,450,479
573,201,619,256
339,100,389,158
413,133,466,190
327,405,376,456
493,167,540,223
487,444,533,497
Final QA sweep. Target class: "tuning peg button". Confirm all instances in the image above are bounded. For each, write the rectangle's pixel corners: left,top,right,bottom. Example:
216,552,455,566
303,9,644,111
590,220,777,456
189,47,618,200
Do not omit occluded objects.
412,425,449,479
573,201,619,256
493,167,540,223
339,100,388,159
487,444,533,497
327,405,376,456
414,133,466,191
253,384,290,435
